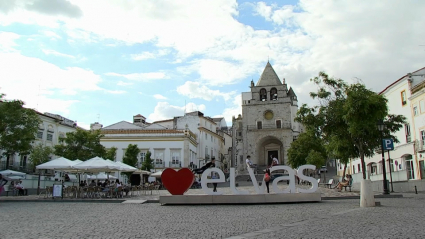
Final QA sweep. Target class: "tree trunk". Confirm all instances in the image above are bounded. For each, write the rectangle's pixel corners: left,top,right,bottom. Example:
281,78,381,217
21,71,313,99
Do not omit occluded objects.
342,164,347,178
5,154,10,169
360,152,367,179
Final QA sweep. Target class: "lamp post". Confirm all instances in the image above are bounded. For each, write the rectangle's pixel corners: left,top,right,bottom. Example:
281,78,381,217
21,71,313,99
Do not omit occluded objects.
377,120,390,195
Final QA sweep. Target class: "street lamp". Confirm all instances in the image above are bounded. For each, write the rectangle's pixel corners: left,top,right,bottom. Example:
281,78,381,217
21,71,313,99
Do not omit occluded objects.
377,120,390,195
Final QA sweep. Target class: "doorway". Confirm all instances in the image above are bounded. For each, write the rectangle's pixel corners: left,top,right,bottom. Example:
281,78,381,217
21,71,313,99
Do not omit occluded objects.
267,150,278,166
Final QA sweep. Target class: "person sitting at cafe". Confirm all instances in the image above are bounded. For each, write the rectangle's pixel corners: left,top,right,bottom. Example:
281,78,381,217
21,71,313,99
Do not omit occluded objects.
64,174,70,182
89,180,96,187
15,181,28,196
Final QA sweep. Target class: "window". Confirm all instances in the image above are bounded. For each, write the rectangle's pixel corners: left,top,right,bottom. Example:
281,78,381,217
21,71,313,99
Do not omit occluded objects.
238,132,242,136
401,91,407,106
276,120,282,129
270,88,278,100
47,133,53,141
420,100,425,113
140,152,146,163
293,136,298,141
405,155,415,179
405,124,411,143
205,132,207,140
37,131,43,139
260,88,267,101
414,106,418,116
257,121,262,129
352,165,355,174
171,151,180,165
211,135,213,142
357,164,361,172
421,130,425,141
154,150,164,165
205,146,208,158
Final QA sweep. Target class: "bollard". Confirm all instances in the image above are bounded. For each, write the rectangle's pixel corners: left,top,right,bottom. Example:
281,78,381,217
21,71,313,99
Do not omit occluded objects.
415,186,418,194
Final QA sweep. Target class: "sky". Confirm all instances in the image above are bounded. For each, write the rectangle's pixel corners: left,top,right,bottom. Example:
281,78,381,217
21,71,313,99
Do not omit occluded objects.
1,0,424,130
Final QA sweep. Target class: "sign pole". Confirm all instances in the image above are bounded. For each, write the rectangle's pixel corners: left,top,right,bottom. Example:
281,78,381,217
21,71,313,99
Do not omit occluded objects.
388,150,394,192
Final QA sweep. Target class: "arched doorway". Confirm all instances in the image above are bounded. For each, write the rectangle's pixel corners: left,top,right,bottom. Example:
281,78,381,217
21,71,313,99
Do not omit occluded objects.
256,136,283,167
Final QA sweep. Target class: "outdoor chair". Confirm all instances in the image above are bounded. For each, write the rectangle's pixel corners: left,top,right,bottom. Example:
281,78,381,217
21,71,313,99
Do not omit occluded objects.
87,187,95,198
324,179,334,189
154,185,160,195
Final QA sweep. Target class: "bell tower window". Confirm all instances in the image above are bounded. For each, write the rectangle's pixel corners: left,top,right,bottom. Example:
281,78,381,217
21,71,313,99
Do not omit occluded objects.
260,88,267,101
270,88,277,100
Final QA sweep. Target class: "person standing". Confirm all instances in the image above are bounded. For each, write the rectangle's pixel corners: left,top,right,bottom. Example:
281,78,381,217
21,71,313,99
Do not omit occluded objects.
0,174,8,196
211,173,218,192
264,168,271,193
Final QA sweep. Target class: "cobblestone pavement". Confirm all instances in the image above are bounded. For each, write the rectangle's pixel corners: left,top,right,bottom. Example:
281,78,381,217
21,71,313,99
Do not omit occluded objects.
1,194,424,238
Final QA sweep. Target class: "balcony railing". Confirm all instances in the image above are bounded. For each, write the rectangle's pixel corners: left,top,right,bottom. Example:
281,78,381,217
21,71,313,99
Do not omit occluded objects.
247,123,291,130
154,162,165,168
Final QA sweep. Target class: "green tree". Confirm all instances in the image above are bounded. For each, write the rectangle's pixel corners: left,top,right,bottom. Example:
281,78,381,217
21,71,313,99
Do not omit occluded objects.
104,147,117,161
295,72,405,179
54,128,106,160
122,144,140,180
287,131,327,169
0,95,41,169
141,150,154,171
28,144,53,172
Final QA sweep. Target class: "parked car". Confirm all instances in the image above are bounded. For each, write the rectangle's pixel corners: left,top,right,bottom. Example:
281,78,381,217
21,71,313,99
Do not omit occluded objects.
320,166,327,173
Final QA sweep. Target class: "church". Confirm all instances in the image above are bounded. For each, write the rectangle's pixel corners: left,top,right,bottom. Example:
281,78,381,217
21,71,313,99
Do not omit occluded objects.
232,62,303,173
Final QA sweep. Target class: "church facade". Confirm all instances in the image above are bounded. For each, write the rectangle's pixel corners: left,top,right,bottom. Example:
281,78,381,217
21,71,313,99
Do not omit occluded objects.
232,62,303,173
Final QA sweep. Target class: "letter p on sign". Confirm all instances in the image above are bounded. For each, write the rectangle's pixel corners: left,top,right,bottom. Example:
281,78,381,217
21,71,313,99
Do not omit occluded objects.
383,138,394,150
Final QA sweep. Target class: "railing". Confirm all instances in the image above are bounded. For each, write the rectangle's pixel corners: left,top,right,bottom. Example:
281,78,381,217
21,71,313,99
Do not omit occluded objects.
154,162,165,168
169,162,181,168
247,123,291,130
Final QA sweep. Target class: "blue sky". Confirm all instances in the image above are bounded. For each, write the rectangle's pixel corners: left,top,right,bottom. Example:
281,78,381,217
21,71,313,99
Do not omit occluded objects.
1,0,424,129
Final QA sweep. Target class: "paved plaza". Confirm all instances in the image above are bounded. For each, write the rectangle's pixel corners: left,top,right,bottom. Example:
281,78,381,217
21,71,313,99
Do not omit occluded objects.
0,194,424,238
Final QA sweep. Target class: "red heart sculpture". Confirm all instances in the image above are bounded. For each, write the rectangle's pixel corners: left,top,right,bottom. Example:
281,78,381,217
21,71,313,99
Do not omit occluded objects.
161,168,195,195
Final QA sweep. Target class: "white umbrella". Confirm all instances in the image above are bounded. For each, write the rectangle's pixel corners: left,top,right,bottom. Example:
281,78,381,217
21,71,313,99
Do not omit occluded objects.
73,156,121,172
36,157,77,170
0,169,26,177
7,176,24,180
90,172,117,180
114,161,137,172
133,169,151,175
150,171,163,178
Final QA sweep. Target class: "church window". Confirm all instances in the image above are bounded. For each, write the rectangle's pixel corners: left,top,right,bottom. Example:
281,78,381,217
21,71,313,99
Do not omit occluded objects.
276,120,282,128
257,121,262,129
260,88,267,101
270,88,277,100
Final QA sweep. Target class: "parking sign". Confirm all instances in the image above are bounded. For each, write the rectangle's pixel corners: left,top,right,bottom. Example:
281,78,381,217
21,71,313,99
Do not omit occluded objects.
382,138,394,150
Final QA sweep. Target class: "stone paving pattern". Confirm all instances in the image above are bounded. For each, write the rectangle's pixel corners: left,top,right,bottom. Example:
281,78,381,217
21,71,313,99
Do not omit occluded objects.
1,194,424,238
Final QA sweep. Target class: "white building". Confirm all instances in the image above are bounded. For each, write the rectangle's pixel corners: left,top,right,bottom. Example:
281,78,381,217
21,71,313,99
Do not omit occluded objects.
98,111,231,172
0,112,79,172
340,67,425,191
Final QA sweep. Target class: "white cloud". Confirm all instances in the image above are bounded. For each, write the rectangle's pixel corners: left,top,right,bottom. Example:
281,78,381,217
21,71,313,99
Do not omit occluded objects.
222,94,242,125
153,94,167,100
42,49,75,58
147,102,206,122
131,49,170,61
0,52,104,113
117,81,133,86
40,30,62,39
176,81,236,101
105,72,169,81
0,31,20,52
104,90,126,94
255,2,272,20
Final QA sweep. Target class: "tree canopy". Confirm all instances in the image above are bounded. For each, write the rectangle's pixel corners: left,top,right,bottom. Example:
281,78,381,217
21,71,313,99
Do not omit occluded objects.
287,131,327,169
141,150,154,171
104,147,117,161
0,94,41,168
294,72,405,179
29,144,53,172
54,128,106,160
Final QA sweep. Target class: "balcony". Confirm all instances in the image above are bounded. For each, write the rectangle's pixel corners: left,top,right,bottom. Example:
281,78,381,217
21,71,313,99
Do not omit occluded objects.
247,123,291,130
415,140,425,152
154,161,165,168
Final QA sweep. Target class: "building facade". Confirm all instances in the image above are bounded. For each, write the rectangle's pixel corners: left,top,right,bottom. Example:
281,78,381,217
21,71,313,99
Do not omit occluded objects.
339,67,425,191
98,111,231,172
0,112,79,172
232,62,302,173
